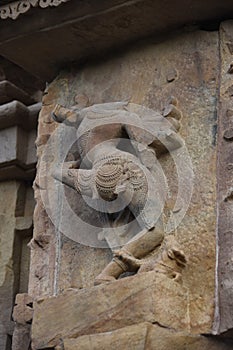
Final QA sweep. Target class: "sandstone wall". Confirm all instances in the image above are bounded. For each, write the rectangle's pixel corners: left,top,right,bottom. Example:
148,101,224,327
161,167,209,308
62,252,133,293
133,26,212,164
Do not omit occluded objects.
30,27,224,349
0,58,41,350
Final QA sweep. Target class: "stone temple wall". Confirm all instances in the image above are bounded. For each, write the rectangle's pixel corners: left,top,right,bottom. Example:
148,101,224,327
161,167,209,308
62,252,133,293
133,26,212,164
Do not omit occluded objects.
26,23,233,349
0,58,41,350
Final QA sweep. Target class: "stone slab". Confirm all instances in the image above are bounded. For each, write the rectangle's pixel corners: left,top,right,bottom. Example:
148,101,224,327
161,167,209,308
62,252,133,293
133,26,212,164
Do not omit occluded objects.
216,20,233,334
0,165,35,181
0,101,41,130
0,80,35,105
0,182,22,350
0,126,36,168
64,323,149,350
64,322,233,350
0,100,28,130
0,56,44,94
0,0,233,80
13,293,33,325
32,272,189,349
33,29,218,334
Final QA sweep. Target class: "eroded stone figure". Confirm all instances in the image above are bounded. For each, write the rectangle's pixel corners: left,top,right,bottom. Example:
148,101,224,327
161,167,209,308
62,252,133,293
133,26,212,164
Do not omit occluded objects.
51,98,186,285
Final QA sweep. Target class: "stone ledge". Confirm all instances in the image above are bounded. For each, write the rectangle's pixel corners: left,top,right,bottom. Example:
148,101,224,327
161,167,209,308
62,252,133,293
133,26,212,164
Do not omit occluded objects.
0,101,41,131
63,322,233,350
0,165,35,181
1,2,233,81
0,80,35,105
0,126,36,167
32,272,189,349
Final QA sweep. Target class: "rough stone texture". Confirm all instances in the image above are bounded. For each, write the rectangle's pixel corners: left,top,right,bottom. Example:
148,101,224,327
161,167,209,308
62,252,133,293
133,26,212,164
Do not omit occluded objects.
13,293,33,325
0,182,34,350
0,182,18,350
32,272,189,349
0,0,233,81
0,101,40,131
0,80,35,105
216,20,233,334
32,29,218,342
0,57,42,182
0,56,43,95
0,57,42,350
0,99,41,181
63,322,233,350
0,73,41,182
12,294,33,350
12,324,31,350
0,125,37,181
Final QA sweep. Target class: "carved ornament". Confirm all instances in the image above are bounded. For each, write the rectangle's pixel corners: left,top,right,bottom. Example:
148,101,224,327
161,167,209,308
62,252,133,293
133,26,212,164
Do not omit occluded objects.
0,0,70,20
50,100,188,285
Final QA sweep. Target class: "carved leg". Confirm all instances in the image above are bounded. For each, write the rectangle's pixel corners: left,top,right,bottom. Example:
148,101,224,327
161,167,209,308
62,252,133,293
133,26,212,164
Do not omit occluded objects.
94,225,164,285
94,259,128,286
123,225,164,259
112,226,164,272
113,249,141,271
52,167,76,190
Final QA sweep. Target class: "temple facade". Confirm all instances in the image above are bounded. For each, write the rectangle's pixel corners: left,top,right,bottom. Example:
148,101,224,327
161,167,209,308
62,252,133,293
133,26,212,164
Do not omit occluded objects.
1,1,233,349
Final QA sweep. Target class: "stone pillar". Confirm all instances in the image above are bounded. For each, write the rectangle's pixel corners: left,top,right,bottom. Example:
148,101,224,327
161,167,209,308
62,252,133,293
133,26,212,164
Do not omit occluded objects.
0,58,41,350
0,182,33,350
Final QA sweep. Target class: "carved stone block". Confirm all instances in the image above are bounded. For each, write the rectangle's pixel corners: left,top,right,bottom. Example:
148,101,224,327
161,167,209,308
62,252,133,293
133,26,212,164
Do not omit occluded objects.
0,80,35,105
0,126,37,180
63,323,233,350
29,24,225,350
32,272,189,349
0,182,33,350
13,293,33,325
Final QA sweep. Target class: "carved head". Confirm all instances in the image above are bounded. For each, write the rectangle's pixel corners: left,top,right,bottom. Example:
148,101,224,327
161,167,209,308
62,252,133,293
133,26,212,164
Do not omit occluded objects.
95,162,124,201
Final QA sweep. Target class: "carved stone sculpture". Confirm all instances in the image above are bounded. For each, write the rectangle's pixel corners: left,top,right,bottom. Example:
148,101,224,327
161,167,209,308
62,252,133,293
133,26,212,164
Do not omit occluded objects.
114,235,187,283
51,99,186,285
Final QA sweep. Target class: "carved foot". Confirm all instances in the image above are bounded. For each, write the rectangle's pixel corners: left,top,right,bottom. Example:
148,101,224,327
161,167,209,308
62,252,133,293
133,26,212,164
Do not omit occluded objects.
113,249,141,272
167,247,187,268
94,274,116,286
173,272,182,283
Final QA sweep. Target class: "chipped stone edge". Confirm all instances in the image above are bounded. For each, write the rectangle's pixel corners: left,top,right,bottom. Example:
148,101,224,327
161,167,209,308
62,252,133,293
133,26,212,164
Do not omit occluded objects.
0,0,70,20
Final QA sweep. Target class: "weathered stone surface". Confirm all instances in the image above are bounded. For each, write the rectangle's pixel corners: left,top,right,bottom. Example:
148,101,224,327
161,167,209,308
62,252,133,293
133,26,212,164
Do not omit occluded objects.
33,28,218,339
0,0,233,81
12,324,31,350
0,57,41,350
0,101,41,131
0,125,37,181
64,322,233,350
0,182,34,350
32,272,189,349
216,20,233,334
64,323,148,350
0,165,35,181
28,102,42,129
58,238,112,290
0,80,35,105
0,101,28,129
0,56,43,95
13,293,33,325
0,182,24,350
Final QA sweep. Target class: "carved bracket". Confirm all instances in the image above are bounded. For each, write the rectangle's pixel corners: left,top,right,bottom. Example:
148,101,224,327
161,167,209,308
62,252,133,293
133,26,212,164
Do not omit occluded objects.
0,0,70,20
13,293,33,325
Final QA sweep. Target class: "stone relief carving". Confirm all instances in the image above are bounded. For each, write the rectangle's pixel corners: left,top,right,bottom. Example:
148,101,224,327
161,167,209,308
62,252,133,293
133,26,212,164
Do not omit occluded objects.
51,98,187,285
0,0,70,20
114,235,187,283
